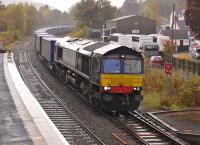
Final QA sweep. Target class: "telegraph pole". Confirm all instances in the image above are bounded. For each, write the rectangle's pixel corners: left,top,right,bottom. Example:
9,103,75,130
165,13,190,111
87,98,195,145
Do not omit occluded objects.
102,24,105,42
171,2,175,48
166,1,175,97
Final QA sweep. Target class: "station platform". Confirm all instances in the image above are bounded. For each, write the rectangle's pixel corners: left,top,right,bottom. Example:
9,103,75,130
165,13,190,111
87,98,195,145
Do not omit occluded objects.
1,53,69,145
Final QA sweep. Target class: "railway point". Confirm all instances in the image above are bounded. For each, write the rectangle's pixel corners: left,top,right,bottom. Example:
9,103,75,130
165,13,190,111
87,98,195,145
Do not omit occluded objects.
1,52,69,145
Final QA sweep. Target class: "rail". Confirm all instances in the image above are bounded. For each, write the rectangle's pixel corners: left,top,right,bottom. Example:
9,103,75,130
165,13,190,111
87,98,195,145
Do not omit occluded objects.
109,111,188,145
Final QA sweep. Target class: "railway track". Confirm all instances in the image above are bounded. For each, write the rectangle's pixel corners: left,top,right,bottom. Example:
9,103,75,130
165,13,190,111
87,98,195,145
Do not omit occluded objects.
110,111,189,145
17,48,104,145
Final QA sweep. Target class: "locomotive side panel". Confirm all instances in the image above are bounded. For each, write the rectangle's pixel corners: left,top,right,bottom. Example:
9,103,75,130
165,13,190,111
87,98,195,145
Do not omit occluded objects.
41,38,51,63
62,48,77,69
36,35,41,52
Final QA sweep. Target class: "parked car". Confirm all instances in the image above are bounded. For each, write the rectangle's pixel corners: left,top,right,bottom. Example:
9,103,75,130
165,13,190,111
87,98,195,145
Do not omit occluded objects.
191,47,200,59
150,56,164,67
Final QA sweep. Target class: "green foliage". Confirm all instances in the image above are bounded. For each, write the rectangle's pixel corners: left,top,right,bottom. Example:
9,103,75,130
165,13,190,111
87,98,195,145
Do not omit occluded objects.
144,69,166,93
141,92,163,110
163,40,175,54
0,31,23,46
179,77,200,106
119,0,139,16
71,0,117,29
37,5,74,27
0,3,38,45
185,0,200,38
69,25,90,38
139,0,186,18
143,68,200,110
0,3,74,46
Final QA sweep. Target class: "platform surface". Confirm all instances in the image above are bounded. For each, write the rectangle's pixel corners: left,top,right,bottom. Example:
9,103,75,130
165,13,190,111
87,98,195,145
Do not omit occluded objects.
2,53,69,145
0,53,33,145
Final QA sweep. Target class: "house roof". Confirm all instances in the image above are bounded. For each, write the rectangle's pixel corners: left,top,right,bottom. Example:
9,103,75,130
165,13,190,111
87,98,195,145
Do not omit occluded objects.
108,15,153,22
160,29,188,39
108,15,136,22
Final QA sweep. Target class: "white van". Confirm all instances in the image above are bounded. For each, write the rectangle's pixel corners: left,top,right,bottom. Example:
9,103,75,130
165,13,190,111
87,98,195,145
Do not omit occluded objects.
109,33,159,56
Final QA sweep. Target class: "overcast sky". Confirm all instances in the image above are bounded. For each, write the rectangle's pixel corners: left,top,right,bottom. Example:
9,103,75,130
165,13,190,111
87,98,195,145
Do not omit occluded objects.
33,0,125,12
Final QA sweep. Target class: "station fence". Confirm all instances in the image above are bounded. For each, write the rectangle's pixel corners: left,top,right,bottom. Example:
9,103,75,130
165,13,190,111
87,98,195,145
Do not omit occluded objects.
163,53,200,76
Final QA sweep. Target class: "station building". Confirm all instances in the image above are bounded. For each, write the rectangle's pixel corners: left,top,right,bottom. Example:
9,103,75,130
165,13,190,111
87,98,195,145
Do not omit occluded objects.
104,15,156,37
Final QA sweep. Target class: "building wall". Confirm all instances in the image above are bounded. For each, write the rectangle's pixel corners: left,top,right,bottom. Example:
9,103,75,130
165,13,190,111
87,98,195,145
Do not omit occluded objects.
106,21,117,29
106,16,156,36
116,16,156,35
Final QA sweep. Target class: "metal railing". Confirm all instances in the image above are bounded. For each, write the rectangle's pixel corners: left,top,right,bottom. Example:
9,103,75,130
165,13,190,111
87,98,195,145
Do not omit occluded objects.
163,53,200,76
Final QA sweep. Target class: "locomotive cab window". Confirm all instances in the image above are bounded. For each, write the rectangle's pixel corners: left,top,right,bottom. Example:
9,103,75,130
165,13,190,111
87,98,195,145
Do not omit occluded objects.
92,59,100,83
124,59,142,74
102,56,143,74
102,59,121,73
93,59,100,73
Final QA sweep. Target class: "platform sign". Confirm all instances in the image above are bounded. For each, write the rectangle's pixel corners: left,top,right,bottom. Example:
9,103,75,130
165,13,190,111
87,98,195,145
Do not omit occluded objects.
164,63,172,75
132,29,140,34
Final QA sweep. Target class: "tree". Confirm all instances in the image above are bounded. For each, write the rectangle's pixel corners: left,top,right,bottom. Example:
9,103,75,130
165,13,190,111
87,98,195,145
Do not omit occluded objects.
150,0,160,26
119,0,139,16
0,1,5,11
24,3,37,35
71,0,117,28
139,0,186,18
185,0,200,38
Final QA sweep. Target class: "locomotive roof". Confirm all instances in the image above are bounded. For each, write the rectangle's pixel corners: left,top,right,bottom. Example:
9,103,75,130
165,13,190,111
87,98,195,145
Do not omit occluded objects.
93,44,124,55
83,42,108,52
36,34,54,37
56,37,142,58
42,37,60,41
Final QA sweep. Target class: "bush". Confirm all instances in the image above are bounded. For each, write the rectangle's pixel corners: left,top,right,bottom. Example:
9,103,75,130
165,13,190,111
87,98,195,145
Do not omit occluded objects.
69,25,90,38
177,53,192,60
163,40,175,54
179,76,200,106
143,69,166,93
141,92,163,110
142,68,200,110
0,30,23,46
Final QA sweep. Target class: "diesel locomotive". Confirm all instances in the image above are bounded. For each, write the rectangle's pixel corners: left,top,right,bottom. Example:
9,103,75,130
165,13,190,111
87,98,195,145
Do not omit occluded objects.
35,27,144,111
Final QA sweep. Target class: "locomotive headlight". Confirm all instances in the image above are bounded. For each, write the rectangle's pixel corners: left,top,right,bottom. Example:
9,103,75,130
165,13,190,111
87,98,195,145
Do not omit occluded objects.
121,55,125,59
104,86,108,91
104,86,111,91
134,87,141,91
